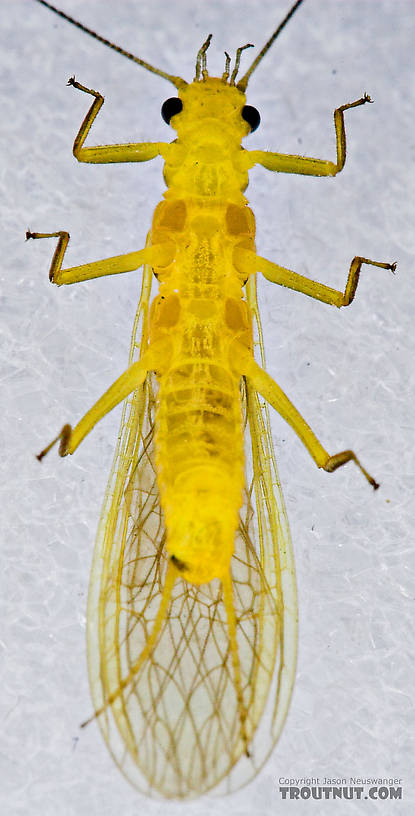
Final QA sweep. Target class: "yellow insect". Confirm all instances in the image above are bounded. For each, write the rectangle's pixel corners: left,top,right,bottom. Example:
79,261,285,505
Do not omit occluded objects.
29,0,395,799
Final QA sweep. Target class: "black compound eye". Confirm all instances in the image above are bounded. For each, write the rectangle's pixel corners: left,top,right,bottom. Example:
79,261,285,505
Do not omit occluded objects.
241,104,260,133
161,97,183,125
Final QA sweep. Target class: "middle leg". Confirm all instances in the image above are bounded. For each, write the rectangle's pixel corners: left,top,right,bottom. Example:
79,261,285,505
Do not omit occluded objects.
234,247,395,308
26,230,174,285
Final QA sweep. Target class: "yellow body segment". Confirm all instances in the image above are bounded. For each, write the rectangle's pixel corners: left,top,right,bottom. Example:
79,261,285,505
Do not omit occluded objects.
30,0,395,800
148,79,256,583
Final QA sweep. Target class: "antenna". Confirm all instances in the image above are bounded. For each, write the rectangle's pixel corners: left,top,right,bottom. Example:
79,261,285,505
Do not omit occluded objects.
34,0,186,89
237,0,305,91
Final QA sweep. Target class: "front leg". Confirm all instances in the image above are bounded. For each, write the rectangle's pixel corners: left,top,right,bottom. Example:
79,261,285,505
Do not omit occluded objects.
247,94,372,177
68,77,165,164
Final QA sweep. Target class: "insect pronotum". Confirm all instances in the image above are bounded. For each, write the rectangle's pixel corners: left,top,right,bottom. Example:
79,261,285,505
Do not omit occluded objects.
28,0,395,799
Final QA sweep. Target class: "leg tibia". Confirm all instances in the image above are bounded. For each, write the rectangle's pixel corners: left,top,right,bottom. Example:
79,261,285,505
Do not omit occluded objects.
36,340,171,460
26,230,69,282
248,94,372,177
37,358,149,459
68,77,163,164
27,230,174,284
237,248,396,308
324,449,379,489
342,256,396,306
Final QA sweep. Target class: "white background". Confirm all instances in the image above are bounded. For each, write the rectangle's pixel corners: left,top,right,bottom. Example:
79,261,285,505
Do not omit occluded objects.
1,0,414,814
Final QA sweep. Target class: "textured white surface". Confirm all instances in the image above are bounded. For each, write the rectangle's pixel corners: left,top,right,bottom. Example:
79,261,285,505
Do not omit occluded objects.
1,0,414,813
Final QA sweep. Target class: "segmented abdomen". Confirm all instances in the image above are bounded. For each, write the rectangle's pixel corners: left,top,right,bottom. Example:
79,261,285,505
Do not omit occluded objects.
156,359,243,486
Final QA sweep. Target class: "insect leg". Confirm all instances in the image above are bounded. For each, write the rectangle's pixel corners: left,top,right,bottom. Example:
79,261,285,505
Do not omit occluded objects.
248,95,372,177
37,339,171,460
26,230,174,285
235,248,395,307
67,78,165,164
235,344,378,489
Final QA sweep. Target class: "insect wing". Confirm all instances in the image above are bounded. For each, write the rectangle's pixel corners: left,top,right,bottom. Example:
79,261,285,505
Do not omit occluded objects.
244,273,298,754
86,265,297,798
